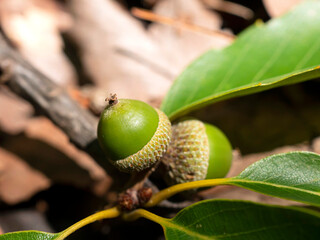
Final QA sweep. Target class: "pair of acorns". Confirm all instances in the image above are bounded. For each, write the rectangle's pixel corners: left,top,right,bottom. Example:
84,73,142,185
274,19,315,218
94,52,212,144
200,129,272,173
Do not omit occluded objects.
97,94,232,186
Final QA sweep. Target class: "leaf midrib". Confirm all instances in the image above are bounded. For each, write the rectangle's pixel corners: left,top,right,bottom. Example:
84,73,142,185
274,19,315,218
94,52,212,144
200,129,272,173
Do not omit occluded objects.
165,66,320,119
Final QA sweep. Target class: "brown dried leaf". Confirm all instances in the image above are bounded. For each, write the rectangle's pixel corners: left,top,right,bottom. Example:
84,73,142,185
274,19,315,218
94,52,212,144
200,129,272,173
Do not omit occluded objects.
0,0,76,86
1,108,110,203
312,137,320,154
0,148,51,205
201,0,254,20
0,88,34,135
67,0,172,104
67,0,233,108
263,0,304,17
149,0,233,75
0,85,110,201
24,117,110,189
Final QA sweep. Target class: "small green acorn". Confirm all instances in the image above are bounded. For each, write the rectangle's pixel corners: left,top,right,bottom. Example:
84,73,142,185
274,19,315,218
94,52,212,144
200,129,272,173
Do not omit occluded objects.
161,119,232,185
97,94,171,173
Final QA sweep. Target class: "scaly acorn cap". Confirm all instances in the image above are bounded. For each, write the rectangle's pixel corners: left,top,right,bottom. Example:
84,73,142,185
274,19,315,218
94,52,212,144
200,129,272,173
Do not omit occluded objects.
114,108,171,172
97,95,171,173
161,119,209,185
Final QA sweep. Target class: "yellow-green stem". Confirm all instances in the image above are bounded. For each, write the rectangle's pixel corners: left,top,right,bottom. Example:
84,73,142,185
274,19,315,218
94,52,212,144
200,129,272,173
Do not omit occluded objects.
54,178,232,239
56,207,121,240
123,208,167,224
145,178,232,207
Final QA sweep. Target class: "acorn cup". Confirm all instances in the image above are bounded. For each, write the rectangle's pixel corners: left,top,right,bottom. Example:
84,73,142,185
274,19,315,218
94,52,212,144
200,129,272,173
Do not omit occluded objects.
161,119,233,186
97,94,171,173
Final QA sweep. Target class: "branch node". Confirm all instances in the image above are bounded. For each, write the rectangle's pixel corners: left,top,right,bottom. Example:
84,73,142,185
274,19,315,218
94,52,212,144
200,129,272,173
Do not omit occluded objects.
105,93,118,106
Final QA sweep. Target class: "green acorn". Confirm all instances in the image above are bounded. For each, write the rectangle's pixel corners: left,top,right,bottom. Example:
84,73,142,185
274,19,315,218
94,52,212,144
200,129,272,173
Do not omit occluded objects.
161,119,232,185
97,94,171,173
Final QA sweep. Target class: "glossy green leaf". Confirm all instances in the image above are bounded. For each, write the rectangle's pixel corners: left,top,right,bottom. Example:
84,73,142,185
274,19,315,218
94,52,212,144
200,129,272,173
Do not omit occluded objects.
0,231,60,240
229,151,320,206
141,199,320,240
161,1,320,120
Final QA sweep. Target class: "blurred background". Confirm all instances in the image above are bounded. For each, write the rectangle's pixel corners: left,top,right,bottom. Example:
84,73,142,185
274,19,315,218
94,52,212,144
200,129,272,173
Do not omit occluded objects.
0,0,319,239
